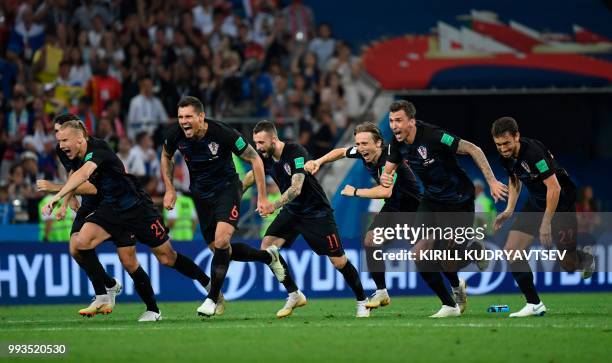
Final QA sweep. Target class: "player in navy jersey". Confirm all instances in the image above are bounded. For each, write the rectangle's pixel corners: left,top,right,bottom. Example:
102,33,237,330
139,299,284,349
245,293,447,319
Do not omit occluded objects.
43,119,213,322
161,96,284,317
35,114,127,316
381,100,508,317
37,115,168,320
491,117,595,317
304,122,422,310
243,120,370,318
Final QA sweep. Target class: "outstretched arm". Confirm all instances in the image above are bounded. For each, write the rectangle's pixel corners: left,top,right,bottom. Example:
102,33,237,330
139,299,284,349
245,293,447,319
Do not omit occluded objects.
341,184,392,199
305,147,348,174
37,179,97,195
457,139,508,202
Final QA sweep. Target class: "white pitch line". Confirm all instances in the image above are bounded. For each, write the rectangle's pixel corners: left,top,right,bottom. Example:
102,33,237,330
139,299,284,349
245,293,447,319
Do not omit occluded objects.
1,321,607,332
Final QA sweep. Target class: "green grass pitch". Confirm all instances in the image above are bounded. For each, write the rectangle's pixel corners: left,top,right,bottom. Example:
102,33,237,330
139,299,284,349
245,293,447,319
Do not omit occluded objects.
1,292,610,363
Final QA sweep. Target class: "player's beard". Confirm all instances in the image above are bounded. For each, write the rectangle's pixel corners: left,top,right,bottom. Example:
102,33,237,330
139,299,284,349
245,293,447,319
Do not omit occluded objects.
267,143,275,158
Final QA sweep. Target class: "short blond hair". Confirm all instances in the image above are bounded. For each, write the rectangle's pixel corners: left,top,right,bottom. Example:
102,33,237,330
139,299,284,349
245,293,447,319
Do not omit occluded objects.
59,120,88,138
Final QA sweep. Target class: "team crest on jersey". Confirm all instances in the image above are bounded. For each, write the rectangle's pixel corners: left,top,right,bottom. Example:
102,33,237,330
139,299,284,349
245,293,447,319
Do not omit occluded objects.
417,146,428,159
208,142,219,155
283,163,291,175
521,161,531,173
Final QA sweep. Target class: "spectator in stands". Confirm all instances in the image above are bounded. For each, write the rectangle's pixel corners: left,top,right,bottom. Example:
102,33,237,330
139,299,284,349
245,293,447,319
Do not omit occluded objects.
343,58,374,121
86,58,122,117
292,51,320,91
71,0,112,31
271,74,290,117
149,9,175,45
576,185,601,244
288,101,313,150
0,184,14,225
7,163,32,223
172,30,195,60
37,136,56,181
194,65,218,115
309,105,337,158
127,131,160,178
320,71,348,129
103,100,126,138
21,151,44,192
6,91,32,142
68,47,92,87
282,0,315,42
116,136,134,173
32,31,65,84
308,23,335,69
36,0,71,31
180,10,205,50
6,3,45,63
192,0,214,36
55,60,72,86
127,76,168,140
242,58,273,117
327,41,357,84
97,32,125,80
23,118,54,155
96,113,119,152
252,0,275,47
288,73,314,118
88,14,105,48
70,95,96,135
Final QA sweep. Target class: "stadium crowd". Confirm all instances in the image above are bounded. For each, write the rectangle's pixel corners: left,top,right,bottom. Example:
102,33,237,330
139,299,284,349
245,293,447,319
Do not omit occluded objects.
0,0,374,225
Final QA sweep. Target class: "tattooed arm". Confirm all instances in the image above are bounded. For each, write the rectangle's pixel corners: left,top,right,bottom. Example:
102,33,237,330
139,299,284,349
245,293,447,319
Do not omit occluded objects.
457,139,508,202
272,173,305,210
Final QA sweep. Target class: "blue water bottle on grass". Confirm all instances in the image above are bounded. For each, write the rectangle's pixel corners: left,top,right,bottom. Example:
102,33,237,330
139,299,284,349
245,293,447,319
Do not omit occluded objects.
487,305,510,313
